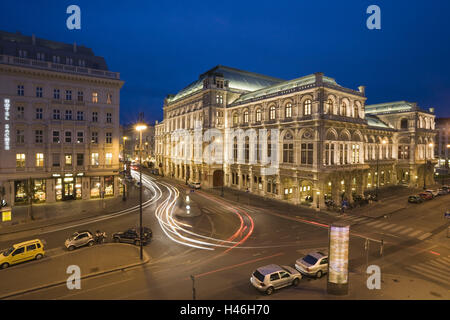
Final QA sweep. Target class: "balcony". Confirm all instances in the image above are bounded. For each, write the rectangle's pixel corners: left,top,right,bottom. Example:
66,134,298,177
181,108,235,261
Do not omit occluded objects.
0,55,120,80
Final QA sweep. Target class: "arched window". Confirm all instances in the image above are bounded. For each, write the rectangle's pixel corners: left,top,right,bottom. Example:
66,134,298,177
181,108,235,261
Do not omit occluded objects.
256,109,262,122
267,131,272,158
283,132,294,163
233,137,238,162
325,99,333,114
400,118,408,129
269,106,276,120
354,104,359,118
304,99,312,116
233,113,238,126
245,137,250,163
243,110,249,123
285,103,292,118
340,102,347,116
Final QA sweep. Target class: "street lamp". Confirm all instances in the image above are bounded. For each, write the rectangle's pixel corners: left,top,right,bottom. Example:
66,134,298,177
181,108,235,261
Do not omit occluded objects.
423,142,434,190
376,139,388,199
135,123,147,260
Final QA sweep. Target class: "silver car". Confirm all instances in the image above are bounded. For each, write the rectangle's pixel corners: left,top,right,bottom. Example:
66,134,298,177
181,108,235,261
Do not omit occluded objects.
250,264,302,295
65,230,95,251
295,252,328,278
189,181,201,189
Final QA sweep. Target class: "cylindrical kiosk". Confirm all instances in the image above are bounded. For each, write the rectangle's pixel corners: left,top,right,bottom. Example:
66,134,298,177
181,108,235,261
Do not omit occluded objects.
327,222,350,295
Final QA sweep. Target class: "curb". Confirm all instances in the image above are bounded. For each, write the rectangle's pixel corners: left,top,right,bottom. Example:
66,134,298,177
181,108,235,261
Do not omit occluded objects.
0,244,150,300
0,192,153,237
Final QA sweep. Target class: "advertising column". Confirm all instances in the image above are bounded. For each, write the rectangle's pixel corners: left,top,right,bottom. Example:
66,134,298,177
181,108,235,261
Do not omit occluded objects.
327,222,350,295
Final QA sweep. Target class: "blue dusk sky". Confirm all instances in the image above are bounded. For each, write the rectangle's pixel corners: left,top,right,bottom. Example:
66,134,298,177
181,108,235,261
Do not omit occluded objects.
1,0,449,124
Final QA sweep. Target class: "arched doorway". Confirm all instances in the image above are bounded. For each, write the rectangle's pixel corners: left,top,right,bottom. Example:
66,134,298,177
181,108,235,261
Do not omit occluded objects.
213,170,224,187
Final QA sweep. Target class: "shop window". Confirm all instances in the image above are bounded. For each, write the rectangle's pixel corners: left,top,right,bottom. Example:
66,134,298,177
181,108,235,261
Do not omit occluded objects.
33,179,46,202
104,176,114,197
14,180,28,203
55,178,62,201
90,177,101,198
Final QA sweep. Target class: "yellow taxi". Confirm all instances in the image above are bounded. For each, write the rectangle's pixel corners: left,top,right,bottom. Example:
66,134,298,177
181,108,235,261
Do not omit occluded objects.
0,239,45,269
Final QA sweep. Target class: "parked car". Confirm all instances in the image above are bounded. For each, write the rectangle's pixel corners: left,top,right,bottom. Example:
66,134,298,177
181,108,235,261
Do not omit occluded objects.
418,192,433,201
408,195,423,203
112,227,152,245
0,239,45,269
65,231,95,251
425,189,439,198
250,264,301,295
188,181,201,189
437,188,448,196
295,252,329,278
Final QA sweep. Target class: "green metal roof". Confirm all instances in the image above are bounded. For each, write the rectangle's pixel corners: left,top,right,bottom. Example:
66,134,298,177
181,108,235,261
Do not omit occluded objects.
365,115,391,128
166,65,284,104
232,74,339,105
365,101,417,115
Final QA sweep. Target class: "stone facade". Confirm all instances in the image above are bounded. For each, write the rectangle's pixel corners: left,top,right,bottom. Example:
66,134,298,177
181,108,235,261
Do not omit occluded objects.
155,65,437,210
0,31,124,206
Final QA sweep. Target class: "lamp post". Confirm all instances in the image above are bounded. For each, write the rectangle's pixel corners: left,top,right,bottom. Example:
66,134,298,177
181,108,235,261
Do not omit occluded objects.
135,124,147,260
423,142,434,190
376,139,387,199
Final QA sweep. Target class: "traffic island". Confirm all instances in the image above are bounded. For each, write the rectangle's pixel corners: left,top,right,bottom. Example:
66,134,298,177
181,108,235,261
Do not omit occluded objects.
0,243,149,299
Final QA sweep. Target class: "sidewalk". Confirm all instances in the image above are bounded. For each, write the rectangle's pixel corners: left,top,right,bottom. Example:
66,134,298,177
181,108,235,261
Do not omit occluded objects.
351,184,442,218
265,271,450,300
0,183,152,235
0,243,149,299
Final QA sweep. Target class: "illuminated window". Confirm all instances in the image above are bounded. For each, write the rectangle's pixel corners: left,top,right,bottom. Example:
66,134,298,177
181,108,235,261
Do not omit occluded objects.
233,113,238,126
107,93,112,104
243,110,249,123
16,153,25,168
65,154,72,165
36,153,44,167
92,92,98,103
91,153,99,165
269,106,276,120
256,109,262,122
304,100,312,115
105,153,112,165
285,103,292,118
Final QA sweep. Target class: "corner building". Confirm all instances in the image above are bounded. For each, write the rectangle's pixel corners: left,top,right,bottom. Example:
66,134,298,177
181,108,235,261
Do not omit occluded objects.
155,65,436,210
0,31,123,206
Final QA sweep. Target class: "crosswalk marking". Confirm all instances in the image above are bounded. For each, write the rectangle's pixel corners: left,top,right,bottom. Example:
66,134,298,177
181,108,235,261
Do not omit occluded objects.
352,217,368,222
381,224,398,230
371,221,389,228
406,266,450,285
399,227,414,235
429,260,450,270
440,256,450,264
390,225,407,232
408,230,423,237
417,232,432,240
406,264,450,285
365,220,382,226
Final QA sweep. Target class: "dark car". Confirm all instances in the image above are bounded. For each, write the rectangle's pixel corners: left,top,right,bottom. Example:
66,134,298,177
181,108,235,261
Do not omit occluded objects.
418,192,433,201
112,227,152,245
408,195,423,203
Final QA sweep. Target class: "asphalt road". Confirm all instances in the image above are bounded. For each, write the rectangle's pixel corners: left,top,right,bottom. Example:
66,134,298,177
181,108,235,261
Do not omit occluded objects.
1,171,449,299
